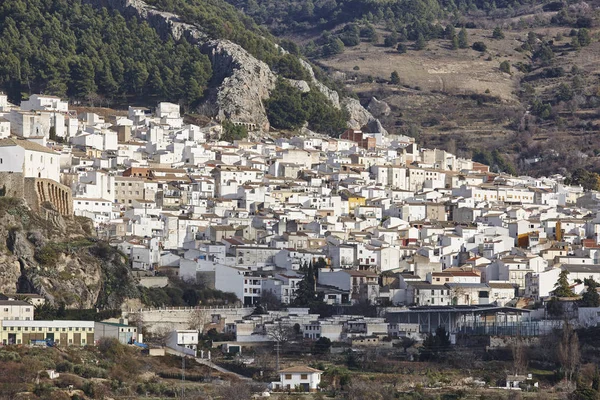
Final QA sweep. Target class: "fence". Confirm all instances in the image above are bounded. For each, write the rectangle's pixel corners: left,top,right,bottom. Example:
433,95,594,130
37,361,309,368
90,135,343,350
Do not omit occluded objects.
457,321,540,336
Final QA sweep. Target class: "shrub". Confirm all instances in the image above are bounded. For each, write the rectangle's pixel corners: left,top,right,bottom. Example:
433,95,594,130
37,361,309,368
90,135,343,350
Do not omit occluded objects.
0,351,20,362
472,41,487,52
499,60,511,74
56,360,74,373
35,244,62,266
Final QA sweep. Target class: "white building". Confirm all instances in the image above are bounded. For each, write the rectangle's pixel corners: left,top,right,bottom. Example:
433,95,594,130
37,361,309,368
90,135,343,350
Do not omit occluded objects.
0,300,34,321
165,329,198,357
0,137,60,181
271,366,323,392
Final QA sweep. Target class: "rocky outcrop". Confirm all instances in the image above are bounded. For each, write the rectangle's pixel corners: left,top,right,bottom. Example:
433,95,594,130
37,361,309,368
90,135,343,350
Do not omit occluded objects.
202,40,277,131
299,58,387,135
0,198,138,309
298,59,340,109
368,97,392,117
285,78,310,93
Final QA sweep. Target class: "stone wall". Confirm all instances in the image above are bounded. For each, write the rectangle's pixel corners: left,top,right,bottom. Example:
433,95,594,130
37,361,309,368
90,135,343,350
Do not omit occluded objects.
0,172,25,198
0,173,73,216
126,306,254,334
25,178,73,216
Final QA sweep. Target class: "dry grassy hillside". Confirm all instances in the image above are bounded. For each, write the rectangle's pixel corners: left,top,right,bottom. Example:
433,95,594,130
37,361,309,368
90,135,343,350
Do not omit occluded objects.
311,3,600,176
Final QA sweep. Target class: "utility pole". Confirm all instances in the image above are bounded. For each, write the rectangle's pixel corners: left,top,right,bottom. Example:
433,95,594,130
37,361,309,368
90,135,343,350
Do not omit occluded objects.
181,356,185,399
275,339,281,371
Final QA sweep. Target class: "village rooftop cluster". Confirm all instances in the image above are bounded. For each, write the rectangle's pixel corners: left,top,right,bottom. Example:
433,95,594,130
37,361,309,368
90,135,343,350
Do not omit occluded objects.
1,94,600,375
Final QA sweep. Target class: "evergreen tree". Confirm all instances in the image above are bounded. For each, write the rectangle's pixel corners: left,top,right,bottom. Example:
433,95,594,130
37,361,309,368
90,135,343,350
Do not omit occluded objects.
554,270,576,297
69,56,97,99
451,35,459,50
492,26,505,39
265,79,308,130
444,24,456,39
415,33,426,50
577,28,591,47
293,262,317,306
580,278,600,307
458,27,469,48
499,60,511,74
390,70,400,84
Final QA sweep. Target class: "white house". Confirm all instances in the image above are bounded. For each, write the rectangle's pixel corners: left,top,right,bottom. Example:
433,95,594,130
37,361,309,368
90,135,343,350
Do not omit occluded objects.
0,137,60,181
271,366,323,392
0,300,34,321
165,330,198,357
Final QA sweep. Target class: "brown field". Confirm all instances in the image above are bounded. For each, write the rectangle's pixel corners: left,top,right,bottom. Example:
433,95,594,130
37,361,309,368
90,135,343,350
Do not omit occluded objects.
320,27,528,102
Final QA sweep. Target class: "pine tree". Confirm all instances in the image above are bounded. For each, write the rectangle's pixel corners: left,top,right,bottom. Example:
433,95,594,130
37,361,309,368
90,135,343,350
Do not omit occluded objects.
390,70,400,84
492,26,505,39
451,35,459,50
554,270,575,297
458,27,468,48
415,33,426,50
580,278,600,307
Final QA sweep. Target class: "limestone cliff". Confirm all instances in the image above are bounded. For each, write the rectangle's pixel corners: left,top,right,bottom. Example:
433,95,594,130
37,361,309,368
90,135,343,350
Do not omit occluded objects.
0,198,138,309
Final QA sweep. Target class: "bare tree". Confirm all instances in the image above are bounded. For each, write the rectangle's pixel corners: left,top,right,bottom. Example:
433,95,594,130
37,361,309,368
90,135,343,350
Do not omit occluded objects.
267,321,294,371
558,321,580,387
511,337,528,375
188,308,210,333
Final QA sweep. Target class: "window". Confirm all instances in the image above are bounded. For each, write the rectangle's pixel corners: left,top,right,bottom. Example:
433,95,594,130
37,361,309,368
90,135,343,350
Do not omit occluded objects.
301,374,308,380
285,374,292,380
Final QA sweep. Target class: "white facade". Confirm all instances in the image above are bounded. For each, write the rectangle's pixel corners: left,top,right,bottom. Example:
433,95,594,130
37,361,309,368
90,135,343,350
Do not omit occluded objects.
271,366,322,392
0,138,60,181
0,300,34,321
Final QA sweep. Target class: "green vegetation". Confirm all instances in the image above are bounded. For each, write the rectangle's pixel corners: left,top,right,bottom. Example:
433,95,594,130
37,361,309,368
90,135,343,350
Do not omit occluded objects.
221,120,248,142
34,303,121,321
580,278,600,307
266,79,348,136
472,41,487,52
499,60,511,74
472,148,516,175
0,0,212,105
554,270,576,297
458,27,469,49
390,71,401,84
420,326,451,361
492,26,505,39
565,168,600,191
144,0,282,66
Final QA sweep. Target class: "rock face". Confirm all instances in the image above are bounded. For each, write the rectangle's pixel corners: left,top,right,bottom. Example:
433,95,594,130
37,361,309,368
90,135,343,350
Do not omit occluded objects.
0,199,138,310
298,58,387,134
202,40,277,131
285,78,311,93
368,97,392,117
298,59,340,108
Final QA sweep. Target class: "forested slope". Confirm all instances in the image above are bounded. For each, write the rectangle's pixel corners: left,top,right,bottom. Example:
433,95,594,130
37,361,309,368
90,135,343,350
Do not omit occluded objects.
0,0,213,105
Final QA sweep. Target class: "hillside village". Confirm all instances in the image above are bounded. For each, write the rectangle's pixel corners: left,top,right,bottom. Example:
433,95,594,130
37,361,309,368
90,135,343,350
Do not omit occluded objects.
2,93,600,394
